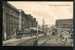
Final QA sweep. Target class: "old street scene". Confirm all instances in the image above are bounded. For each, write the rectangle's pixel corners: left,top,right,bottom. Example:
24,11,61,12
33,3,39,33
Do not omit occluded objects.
3,1,73,46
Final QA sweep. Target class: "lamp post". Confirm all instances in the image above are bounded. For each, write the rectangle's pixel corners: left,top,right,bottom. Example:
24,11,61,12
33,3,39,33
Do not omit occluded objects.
36,24,39,46
33,21,38,46
42,17,45,35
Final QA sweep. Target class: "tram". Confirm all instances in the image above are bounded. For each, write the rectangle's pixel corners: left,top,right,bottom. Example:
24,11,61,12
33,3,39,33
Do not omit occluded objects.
16,27,44,39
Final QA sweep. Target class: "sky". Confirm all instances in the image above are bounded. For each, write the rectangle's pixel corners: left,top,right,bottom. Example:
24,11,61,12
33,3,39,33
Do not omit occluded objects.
8,1,73,27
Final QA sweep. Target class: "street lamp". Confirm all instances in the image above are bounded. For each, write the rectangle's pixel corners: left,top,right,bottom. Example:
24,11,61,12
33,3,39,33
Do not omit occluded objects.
36,25,39,45
33,21,39,46
35,22,39,46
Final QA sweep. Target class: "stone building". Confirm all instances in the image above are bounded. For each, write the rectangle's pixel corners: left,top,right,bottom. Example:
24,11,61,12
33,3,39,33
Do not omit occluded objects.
56,19,73,32
3,2,38,40
17,10,38,37
18,9,27,31
3,2,19,40
32,18,37,27
18,10,37,31
26,14,35,28
55,19,73,45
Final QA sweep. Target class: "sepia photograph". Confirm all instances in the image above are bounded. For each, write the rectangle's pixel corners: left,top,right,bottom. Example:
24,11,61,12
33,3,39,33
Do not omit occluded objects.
2,1,73,46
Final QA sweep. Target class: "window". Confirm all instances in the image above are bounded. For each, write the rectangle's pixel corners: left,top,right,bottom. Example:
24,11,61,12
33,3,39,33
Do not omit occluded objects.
5,7,10,13
15,11,19,16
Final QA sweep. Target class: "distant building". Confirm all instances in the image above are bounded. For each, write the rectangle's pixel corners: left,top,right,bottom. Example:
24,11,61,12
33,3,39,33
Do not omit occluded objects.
19,10,37,32
56,19,73,32
56,19,73,28
18,9,28,31
55,19,73,45
26,14,37,28
32,18,37,27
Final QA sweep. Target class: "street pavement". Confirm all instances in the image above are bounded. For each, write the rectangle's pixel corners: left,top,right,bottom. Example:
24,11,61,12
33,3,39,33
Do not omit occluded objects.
3,34,45,46
40,39,65,46
3,34,64,46
3,36,33,46
16,35,48,46
39,36,73,46
3,33,73,46
37,35,49,46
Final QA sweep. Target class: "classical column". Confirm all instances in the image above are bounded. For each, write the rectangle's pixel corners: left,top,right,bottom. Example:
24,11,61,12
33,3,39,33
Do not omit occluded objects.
19,9,22,31
3,3,7,40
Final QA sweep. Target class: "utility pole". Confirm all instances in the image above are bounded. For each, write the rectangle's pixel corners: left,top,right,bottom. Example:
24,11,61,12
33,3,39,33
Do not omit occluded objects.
33,21,38,46
42,17,45,35
36,23,38,46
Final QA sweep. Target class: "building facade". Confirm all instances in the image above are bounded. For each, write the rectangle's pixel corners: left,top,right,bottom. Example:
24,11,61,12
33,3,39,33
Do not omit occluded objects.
19,10,37,32
3,2,19,40
56,19,73,32
3,2,38,40
55,19,73,44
